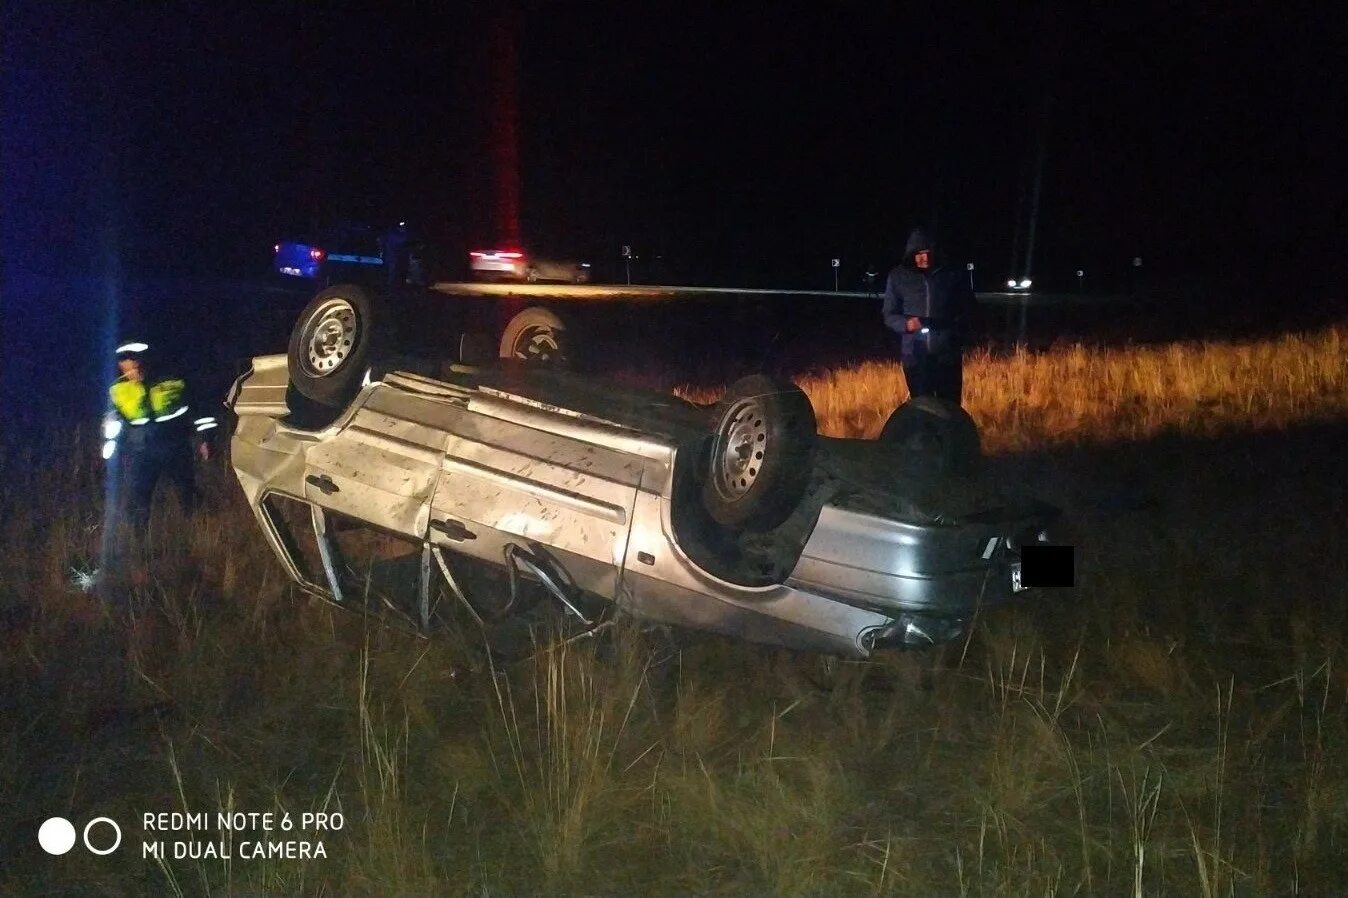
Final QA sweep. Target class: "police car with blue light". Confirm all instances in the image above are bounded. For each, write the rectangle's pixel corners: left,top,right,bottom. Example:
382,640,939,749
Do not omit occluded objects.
273,223,397,286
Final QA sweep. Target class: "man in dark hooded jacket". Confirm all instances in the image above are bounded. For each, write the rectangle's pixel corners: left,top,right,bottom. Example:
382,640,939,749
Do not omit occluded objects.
882,227,977,403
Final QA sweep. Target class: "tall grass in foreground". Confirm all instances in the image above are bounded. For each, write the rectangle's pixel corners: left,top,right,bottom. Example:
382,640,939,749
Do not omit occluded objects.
2,324,1347,894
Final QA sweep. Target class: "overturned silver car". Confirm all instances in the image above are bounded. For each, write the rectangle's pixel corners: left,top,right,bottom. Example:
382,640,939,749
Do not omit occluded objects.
226,285,1060,658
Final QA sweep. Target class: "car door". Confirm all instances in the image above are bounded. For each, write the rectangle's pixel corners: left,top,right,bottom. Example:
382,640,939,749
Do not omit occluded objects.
301,385,454,539
427,396,643,601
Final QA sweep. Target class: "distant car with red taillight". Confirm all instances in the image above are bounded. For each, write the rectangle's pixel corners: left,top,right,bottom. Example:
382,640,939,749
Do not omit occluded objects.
469,245,591,284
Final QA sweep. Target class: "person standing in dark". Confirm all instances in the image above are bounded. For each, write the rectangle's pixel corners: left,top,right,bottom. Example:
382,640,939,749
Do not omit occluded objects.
882,227,977,404
381,221,410,291
103,341,215,532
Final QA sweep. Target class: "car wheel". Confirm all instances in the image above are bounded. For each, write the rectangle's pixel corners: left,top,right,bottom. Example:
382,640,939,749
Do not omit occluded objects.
701,375,816,531
499,306,569,365
525,267,540,283
287,284,385,408
573,269,589,284
878,397,981,477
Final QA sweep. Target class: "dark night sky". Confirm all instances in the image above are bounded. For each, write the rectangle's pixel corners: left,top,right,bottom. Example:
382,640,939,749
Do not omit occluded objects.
4,1,1346,292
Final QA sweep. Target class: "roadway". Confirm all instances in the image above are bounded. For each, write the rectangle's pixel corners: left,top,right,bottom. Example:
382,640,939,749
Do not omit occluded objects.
429,281,1130,307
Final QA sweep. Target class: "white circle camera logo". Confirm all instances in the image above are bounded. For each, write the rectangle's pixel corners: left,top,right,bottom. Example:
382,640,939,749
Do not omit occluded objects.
38,817,122,856
37,818,76,855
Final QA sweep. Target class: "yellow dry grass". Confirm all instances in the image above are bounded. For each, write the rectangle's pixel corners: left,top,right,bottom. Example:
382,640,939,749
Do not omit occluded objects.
682,323,1348,452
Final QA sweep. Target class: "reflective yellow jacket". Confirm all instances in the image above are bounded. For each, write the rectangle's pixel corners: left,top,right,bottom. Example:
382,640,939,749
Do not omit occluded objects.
108,376,188,424
102,374,218,460
105,375,195,456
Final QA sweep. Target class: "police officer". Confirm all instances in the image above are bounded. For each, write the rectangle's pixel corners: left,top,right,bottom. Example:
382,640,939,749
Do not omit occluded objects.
103,341,216,530
381,220,410,291
882,227,977,404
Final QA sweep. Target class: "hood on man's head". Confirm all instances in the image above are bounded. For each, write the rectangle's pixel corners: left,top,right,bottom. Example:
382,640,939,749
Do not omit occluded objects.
903,227,937,259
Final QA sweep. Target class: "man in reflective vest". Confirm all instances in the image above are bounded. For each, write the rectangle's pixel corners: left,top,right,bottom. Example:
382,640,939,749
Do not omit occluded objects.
104,341,216,530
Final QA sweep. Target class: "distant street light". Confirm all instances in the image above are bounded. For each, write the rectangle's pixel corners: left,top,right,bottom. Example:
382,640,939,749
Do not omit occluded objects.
831,257,840,292
966,262,975,291
1076,269,1085,290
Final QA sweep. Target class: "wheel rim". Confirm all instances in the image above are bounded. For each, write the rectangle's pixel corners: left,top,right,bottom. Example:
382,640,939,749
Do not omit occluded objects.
712,397,767,500
300,298,358,377
512,325,560,362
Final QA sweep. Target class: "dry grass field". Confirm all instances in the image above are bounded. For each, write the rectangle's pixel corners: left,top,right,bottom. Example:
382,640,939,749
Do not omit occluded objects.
3,323,1347,895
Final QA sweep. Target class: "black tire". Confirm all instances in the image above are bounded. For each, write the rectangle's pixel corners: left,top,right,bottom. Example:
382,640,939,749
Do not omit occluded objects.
498,306,569,365
283,382,344,431
878,397,982,477
525,267,540,283
701,375,816,531
287,284,386,408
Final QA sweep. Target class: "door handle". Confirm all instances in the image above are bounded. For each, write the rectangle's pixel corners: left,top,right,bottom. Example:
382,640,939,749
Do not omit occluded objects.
430,518,477,541
306,474,339,495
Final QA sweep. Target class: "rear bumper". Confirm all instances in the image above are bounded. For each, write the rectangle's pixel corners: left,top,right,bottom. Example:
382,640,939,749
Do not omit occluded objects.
471,260,523,277
787,561,1020,618
789,502,1059,619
